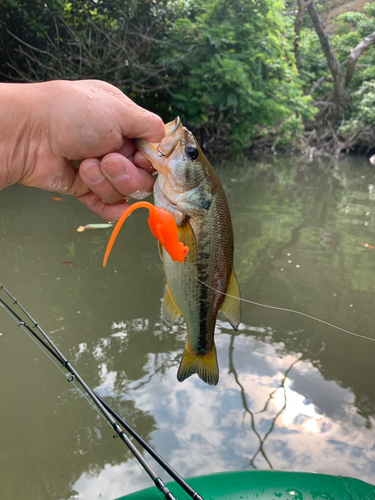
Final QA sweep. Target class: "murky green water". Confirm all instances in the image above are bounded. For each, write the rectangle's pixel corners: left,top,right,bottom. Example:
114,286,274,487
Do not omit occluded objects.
1,155,375,500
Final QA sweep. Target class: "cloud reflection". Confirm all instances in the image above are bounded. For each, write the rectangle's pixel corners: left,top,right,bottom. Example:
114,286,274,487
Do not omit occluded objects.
73,321,375,499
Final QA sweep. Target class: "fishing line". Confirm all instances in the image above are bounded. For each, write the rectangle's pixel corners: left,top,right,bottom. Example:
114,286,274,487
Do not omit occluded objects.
0,299,66,374
0,294,111,425
0,284,204,500
188,272,375,343
0,298,109,422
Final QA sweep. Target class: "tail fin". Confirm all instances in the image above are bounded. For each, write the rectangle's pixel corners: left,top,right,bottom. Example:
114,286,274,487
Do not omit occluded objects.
177,342,219,386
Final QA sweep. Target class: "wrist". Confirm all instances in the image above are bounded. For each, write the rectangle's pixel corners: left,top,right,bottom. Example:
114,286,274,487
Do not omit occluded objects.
0,82,45,190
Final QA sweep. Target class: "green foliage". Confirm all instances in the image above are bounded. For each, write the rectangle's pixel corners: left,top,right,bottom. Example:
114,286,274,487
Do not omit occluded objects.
329,2,375,150
297,0,375,143
159,0,315,152
1,0,182,85
274,114,305,149
339,80,375,149
0,0,65,79
0,0,316,152
334,2,375,90
338,8,375,37
366,1,375,17
296,28,330,96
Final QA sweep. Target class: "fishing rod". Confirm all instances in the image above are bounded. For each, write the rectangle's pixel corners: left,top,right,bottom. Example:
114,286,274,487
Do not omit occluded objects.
0,283,204,500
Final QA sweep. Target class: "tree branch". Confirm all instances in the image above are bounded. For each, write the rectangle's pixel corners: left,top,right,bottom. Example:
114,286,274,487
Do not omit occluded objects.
288,0,298,15
345,31,375,87
307,1,344,109
308,75,334,95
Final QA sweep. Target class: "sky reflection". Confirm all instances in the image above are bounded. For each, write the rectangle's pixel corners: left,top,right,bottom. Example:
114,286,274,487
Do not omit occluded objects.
72,321,375,499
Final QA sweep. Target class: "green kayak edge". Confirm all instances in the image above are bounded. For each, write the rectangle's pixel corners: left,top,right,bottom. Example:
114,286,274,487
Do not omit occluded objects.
116,470,375,500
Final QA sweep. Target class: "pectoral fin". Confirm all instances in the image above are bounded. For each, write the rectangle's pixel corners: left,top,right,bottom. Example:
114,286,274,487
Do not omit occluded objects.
220,269,241,331
176,219,197,262
177,342,219,386
162,286,181,325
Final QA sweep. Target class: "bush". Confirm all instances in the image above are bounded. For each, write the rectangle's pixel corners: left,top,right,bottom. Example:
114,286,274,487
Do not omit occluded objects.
161,0,316,152
340,80,375,151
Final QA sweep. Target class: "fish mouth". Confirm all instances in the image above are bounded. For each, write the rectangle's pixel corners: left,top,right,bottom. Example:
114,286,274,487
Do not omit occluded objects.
135,117,184,171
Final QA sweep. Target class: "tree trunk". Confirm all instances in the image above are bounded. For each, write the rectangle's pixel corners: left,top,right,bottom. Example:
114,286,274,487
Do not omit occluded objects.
307,1,344,112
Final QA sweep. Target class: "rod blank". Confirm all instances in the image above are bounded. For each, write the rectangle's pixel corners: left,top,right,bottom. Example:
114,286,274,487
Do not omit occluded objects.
0,284,205,500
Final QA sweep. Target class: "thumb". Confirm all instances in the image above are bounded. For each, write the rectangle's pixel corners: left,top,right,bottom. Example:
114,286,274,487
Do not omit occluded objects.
115,94,165,143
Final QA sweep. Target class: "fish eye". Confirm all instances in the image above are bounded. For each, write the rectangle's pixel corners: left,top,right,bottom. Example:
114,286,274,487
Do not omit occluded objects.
186,145,199,161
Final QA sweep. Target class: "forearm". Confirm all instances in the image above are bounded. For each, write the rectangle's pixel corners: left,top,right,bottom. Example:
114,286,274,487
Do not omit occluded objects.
0,83,43,190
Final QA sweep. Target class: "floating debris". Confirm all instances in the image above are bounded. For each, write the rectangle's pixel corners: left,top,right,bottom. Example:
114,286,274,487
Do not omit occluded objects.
77,223,114,232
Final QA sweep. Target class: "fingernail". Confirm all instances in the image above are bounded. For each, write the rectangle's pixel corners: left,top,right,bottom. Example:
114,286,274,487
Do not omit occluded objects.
103,159,128,181
82,162,104,183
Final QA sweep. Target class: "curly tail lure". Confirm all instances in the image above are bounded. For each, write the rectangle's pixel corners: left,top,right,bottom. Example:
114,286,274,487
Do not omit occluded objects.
103,201,189,267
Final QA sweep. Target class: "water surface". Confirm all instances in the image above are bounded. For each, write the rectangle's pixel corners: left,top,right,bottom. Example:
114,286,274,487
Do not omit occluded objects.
1,155,375,500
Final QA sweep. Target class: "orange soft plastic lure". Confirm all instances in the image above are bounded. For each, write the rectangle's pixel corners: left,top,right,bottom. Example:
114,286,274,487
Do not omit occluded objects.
103,202,189,267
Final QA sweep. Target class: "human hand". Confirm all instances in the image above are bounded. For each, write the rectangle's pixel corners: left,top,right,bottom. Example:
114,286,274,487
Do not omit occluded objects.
2,80,164,220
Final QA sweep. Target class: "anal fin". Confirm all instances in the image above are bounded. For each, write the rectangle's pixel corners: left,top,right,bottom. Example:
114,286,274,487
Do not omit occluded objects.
162,286,181,325
220,269,241,331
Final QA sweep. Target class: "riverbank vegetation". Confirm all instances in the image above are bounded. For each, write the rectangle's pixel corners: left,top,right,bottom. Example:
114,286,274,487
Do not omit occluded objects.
1,0,375,155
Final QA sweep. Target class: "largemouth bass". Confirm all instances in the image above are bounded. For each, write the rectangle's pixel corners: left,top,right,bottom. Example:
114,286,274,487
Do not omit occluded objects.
136,117,241,385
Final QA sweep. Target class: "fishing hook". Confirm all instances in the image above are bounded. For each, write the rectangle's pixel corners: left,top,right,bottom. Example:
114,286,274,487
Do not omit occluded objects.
157,145,166,157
